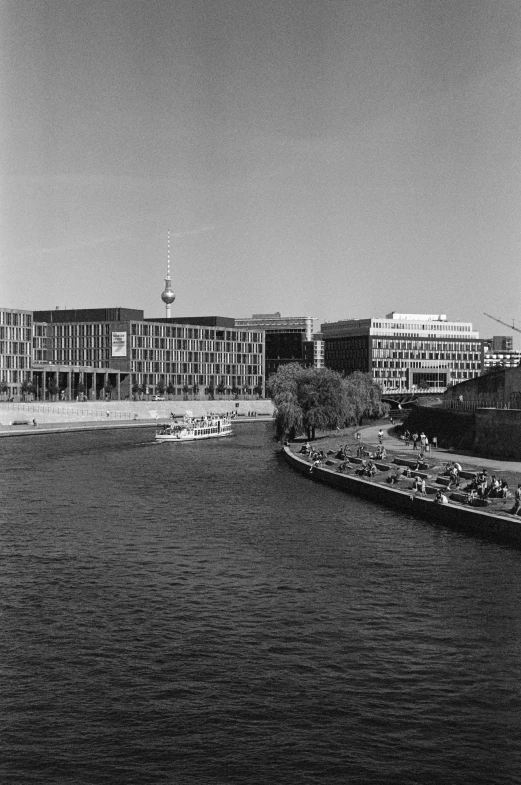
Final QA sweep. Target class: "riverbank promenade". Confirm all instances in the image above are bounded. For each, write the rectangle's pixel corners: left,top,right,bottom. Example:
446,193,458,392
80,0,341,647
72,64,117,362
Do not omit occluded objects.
0,400,274,437
359,423,521,475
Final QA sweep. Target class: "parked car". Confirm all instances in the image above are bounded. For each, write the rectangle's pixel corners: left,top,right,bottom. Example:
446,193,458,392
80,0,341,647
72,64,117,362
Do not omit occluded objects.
151,395,165,401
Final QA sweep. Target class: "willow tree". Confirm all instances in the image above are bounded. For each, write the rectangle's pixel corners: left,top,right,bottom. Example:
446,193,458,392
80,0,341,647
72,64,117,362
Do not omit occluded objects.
342,371,389,424
268,364,388,440
267,363,305,440
269,364,347,440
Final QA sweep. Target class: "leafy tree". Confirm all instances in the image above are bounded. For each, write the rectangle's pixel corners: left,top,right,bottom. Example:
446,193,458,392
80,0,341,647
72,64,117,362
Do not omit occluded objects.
47,378,59,401
132,383,143,400
157,379,166,395
166,381,176,397
20,379,32,401
182,384,189,400
217,381,226,396
341,371,389,425
268,364,388,440
0,380,7,399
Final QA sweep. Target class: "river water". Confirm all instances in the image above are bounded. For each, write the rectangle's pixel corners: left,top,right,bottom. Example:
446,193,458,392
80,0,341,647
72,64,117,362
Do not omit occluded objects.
1,423,521,784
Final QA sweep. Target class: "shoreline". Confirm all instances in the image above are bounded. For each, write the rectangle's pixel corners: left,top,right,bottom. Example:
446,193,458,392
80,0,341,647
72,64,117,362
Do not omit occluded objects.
282,445,521,548
0,415,273,438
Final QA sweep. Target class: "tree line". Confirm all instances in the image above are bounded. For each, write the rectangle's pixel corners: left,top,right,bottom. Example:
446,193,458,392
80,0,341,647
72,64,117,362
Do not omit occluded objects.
267,363,389,440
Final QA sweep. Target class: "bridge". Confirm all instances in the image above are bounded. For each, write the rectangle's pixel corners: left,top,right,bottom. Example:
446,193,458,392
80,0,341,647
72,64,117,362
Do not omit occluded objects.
380,388,446,409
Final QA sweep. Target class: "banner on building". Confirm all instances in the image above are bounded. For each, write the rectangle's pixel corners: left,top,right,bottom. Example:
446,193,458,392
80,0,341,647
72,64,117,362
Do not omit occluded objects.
111,332,127,357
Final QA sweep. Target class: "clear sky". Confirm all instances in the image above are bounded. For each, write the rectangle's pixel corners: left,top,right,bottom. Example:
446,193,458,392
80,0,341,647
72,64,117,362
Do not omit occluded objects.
2,0,520,344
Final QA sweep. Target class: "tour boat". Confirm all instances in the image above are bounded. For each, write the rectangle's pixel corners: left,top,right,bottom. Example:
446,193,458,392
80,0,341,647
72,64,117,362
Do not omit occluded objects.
155,413,233,442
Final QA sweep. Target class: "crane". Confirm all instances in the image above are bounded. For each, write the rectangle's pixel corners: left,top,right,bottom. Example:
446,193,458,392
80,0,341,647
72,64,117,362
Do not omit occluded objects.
483,313,521,335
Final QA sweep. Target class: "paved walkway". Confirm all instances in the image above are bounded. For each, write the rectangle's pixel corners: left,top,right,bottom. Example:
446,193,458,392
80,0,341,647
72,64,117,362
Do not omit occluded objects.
359,423,521,474
0,415,272,438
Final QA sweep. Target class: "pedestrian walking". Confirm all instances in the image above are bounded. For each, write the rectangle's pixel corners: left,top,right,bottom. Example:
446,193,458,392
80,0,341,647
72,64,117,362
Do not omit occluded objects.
412,432,418,450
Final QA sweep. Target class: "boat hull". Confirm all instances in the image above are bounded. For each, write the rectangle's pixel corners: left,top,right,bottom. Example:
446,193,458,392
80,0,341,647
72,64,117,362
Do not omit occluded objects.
155,416,233,442
156,430,232,442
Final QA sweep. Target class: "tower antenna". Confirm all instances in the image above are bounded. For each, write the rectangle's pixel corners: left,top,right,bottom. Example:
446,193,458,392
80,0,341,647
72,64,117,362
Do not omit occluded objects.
161,231,176,317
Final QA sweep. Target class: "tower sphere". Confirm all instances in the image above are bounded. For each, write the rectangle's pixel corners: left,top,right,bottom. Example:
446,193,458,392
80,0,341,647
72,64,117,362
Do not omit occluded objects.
161,285,175,305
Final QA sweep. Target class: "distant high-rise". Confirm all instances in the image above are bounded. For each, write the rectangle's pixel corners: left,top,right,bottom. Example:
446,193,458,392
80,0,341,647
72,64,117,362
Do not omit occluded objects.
161,232,176,317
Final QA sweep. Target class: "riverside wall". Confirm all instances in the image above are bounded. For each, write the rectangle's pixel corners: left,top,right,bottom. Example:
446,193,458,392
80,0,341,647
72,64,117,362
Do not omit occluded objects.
401,406,475,451
474,409,521,460
402,404,521,460
0,399,275,425
283,446,521,547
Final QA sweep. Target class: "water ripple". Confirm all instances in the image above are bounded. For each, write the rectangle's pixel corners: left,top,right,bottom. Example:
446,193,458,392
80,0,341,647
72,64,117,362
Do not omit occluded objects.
1,424,521,784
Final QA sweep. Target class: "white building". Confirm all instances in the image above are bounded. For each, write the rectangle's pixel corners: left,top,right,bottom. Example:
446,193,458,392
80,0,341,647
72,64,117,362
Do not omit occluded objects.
322,312,482,393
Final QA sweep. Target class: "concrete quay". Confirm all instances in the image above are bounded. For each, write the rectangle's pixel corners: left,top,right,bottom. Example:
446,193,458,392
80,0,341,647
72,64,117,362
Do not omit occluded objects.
0,400,274,438
283,443,521,548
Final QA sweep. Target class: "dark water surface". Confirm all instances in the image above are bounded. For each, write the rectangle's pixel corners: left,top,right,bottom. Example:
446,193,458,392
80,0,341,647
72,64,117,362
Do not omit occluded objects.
1,424,521,784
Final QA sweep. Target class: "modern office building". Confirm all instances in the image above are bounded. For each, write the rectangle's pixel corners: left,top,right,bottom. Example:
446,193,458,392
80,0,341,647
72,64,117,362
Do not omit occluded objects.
482,336,521,371
0,307,33,399
491,335,513,352
31,308,264,400
235,312,316,377
321,312,482,393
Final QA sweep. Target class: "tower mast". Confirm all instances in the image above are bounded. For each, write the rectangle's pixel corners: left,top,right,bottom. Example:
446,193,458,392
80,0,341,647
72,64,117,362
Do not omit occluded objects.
161,231,176,317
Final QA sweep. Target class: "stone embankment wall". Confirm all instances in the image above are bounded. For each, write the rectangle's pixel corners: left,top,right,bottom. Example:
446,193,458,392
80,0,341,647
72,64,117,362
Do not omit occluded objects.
443,366,521,409
283,447,521,547
474,409,521,460
0,399,274,425
402,404,521,460
401,406,475,451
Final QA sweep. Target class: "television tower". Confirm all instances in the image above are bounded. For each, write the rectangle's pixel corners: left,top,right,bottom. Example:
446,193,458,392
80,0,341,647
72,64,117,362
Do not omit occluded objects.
161,232,176,318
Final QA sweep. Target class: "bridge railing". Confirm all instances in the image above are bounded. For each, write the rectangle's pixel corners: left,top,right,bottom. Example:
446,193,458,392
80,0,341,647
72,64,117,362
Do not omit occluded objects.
441,399,521,411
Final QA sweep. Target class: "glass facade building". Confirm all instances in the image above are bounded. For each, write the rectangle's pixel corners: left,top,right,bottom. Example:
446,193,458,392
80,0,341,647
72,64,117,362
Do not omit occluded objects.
235,313,316,377
0,308,33,398
321,312,482,393
30,309,264,400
